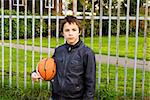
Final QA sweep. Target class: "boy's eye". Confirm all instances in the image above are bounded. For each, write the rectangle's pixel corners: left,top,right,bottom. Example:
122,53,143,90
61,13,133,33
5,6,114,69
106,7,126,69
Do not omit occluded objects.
72,28,77,31
64,29,69,32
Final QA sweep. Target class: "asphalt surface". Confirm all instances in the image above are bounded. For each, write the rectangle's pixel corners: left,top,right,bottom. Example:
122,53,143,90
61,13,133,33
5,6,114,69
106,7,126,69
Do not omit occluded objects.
1,43,149,71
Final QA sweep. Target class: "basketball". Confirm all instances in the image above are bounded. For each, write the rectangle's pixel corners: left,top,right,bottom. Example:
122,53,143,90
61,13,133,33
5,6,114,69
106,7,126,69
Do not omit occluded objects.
36,58,56,81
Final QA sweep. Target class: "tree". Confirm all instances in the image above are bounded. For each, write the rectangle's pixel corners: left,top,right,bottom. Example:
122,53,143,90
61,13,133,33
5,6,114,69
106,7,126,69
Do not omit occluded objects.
123,0,145,16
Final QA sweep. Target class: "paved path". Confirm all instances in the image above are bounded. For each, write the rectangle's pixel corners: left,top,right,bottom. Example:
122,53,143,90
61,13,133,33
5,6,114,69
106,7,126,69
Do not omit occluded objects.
1,43,150,71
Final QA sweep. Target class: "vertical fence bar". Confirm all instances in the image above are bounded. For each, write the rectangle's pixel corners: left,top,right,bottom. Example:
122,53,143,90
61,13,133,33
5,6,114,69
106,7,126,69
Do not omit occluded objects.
16,0,20,88
142,0,148,99
90,0,94,49
124,0,130,97
32,0,35,89
1,0,4,88
82,1,85,43
56,0,59,47
47,0,52,90
64,0,67,43
64,0,68,16
73,0,77,16
40,0,43,89
133,0,140,98
115,0,121,92
9,0,12,88
107,0,112,84
24,0,27,90
98,0,103,99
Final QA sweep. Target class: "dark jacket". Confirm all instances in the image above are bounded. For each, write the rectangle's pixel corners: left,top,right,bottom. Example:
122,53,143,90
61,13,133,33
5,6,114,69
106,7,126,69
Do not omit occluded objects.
52,40,96,100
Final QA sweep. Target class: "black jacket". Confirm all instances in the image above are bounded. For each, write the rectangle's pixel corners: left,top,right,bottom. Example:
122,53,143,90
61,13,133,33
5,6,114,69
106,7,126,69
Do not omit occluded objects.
52,40,96,100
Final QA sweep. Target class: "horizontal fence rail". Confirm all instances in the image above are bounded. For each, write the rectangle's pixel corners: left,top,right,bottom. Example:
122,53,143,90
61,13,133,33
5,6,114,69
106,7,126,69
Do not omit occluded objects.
0,0,150,99
1,15,150,20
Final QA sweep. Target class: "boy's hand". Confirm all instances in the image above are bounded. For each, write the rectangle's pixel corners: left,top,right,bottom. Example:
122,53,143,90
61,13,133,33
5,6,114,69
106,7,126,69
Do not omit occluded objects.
31,72,41,81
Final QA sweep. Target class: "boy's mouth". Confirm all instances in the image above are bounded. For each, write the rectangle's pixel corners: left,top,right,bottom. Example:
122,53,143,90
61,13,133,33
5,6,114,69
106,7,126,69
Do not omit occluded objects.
68,37,74,40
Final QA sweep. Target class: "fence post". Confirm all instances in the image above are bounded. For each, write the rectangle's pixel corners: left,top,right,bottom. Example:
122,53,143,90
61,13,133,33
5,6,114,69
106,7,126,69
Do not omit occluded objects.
1,0,4,88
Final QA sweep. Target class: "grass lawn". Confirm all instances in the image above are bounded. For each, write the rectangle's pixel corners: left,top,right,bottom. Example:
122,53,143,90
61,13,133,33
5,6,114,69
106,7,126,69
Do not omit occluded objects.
4,36,150,60
0,47,150,99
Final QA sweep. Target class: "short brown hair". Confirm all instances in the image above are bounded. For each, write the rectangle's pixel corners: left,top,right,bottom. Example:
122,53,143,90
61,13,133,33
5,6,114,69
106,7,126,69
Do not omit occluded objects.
60,16,82,33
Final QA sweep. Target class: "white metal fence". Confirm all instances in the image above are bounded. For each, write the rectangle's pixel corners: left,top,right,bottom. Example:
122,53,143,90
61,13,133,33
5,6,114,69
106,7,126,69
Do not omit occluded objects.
0,0,150,99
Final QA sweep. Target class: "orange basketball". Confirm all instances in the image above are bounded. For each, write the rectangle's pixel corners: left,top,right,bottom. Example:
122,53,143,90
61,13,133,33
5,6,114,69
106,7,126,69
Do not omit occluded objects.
36,58,56,81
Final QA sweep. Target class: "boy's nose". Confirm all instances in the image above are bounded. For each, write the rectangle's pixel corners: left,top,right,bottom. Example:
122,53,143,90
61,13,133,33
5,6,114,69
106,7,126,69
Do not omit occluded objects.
68,31,73,36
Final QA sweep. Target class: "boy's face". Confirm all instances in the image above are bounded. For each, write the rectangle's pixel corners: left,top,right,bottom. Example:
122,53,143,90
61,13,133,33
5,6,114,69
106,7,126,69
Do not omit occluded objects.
63,22,80,45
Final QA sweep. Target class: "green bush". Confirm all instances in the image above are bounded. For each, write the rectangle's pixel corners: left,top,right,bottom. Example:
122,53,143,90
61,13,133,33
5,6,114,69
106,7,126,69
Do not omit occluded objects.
81,19,100,37
0,87,52,100
0,9,47,40
0,85,117,100
95,86,117,100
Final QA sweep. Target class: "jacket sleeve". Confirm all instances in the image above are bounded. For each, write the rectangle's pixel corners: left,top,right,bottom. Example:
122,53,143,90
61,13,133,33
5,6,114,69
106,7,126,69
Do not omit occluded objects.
83,50,96,100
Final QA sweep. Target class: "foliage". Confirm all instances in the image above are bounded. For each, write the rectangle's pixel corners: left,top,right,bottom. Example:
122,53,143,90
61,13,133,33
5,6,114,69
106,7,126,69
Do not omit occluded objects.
95,86,117,100
0,85,117,100
0,87,51,100
0,0,149,39
0,85,116,100
0,9,47,40
123,0,145,16
81,19,127,36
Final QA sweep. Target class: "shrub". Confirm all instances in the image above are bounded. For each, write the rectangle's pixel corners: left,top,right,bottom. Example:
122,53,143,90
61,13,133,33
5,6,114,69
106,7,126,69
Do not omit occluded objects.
0,9,47,40
95,86,117,100
0,87,51,100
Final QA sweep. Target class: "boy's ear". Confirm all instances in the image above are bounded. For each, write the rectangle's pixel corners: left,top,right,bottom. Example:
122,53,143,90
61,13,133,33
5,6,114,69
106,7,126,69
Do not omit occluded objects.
79,31,81,35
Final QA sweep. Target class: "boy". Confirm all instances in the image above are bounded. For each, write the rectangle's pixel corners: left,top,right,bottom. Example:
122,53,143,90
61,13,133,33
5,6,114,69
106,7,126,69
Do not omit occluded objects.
31,16,96,100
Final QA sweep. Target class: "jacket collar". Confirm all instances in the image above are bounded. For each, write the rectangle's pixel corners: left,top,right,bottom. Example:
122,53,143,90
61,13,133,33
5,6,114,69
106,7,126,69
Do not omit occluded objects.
65,39,82,52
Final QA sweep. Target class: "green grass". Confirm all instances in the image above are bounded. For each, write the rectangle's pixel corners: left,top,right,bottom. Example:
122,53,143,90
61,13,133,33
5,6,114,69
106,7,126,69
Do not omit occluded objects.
4,36,150,60
0,47,150,99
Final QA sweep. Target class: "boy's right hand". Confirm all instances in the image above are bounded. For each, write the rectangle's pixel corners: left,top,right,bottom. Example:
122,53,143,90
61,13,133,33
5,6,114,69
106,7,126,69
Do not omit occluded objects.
31,72,41,81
